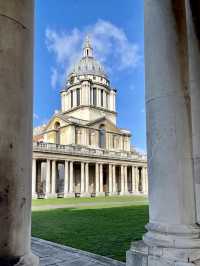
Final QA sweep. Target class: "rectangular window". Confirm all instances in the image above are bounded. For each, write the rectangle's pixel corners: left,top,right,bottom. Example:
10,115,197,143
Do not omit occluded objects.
106,93,108,108
93,88,97,106
101,89,103,107
90,88,93,105
71,90,73,108
77,88,80,106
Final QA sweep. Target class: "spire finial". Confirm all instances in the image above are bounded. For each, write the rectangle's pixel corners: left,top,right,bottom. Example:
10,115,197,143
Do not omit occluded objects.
83,35,93,57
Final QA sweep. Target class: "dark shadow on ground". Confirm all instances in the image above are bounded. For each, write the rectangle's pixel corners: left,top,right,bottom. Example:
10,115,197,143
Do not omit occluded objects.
32,205,149,262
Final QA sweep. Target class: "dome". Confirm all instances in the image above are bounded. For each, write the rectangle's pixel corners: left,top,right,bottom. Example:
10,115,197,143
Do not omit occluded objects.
72,56,107,78
69,36,107,79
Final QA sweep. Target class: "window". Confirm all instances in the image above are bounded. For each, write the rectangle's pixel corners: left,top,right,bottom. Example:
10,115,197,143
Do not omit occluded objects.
101,89,103,107
93,88,97,106
90,88,93,105
89,130,92,145
71,90,73,108
99,125,106,148
77,88,80,106
54,122,60,145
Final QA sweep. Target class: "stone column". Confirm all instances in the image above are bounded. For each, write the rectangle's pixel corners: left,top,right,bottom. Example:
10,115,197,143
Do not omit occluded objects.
0,1,39,265
32,159,37,198
51,160,56,196
112,165,117,194
134,167,139,193
127,1,200,265
120,165,124,195
69,161,74,194
85,163,89,195
99,164,104,193
45,159,51,197
124,166,128,194
81,162,85,194
109,164,113,195
131,166,136,194
185,1,200,224
64,160,69,196
95,163,99,194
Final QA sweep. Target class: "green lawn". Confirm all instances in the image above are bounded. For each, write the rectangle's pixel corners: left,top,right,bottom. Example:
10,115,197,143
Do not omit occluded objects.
32,196,149,262
32,195,147,207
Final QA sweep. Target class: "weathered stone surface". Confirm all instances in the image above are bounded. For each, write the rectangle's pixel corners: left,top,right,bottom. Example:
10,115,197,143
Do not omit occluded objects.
32,237,125,266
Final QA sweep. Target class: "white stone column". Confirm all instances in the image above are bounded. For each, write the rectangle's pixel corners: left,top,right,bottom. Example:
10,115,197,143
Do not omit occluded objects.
0,1,39,264
32,159,37,198
81,162,85,194
109,164,113,195
51,160,56,196
95,163,99,194
45,159,51,197
120,165,124,194
69,161,74,194
131,165,136,194
127,1,200,265
112,165,117,194
64,160,69,196
185,1,200,224
124,166,128,194
99,164,104,193
85,163,89,195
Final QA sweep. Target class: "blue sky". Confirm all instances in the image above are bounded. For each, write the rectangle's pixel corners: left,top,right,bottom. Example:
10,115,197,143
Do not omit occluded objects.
34,0,146,152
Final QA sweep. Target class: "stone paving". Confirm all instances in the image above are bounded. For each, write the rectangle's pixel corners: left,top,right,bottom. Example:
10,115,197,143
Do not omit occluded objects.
32,237,125,266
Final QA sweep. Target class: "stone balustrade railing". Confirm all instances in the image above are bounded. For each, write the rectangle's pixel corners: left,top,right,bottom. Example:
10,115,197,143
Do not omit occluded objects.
33,142,147,161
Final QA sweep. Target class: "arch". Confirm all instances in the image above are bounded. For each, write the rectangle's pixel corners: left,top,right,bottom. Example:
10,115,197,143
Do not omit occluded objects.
54,121,61,144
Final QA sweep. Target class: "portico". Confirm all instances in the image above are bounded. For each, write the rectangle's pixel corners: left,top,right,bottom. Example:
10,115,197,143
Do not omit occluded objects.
32,144,147,198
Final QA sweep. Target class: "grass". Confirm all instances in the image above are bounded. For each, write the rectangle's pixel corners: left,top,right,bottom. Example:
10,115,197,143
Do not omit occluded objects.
32,196,149,262
32,195,147,207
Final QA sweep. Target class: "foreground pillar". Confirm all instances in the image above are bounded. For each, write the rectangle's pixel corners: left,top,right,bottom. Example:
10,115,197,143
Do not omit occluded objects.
0,1,39,265
127,1,200,265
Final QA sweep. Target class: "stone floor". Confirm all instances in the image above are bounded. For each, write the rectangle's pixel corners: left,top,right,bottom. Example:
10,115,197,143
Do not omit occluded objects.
32,237,125,266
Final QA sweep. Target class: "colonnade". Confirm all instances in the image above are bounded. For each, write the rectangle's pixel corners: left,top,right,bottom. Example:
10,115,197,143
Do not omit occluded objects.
32,158,148,198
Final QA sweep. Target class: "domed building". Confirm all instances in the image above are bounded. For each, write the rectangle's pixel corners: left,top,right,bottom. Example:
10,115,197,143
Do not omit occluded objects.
32,37,147,198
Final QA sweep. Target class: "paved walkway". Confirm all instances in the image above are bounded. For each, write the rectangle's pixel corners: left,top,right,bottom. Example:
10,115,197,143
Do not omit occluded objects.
32,237,125,266
32,200,147,211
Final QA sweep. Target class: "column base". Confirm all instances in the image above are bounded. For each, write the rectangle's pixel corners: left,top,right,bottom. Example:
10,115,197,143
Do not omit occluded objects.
0,253,39,266
126,240,200,266
96,192,106,197
80,192,91,197
32,193,38,199
45,193,57,199
64,193,75,198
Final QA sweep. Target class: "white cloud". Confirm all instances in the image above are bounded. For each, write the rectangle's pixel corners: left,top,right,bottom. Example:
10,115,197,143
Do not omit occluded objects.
51,68,59,89
46,20,141,89
33,113,39,119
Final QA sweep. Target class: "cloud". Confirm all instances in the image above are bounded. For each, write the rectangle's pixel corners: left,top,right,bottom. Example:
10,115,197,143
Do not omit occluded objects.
50,68,59,89
46,20,141,89
33,113,39,119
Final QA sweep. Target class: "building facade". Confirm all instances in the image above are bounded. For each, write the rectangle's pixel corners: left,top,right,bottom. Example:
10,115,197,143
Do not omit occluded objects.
33,37,147,198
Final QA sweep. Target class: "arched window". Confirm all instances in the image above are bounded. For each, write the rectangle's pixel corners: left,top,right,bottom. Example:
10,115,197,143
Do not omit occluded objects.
54,122,61,145
99,125,106,148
